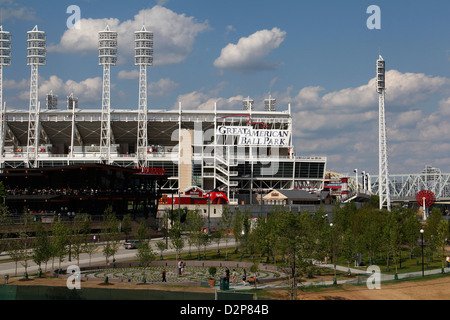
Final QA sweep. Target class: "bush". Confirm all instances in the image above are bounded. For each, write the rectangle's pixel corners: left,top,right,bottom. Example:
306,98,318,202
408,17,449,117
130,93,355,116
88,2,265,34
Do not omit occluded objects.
208,266,217,279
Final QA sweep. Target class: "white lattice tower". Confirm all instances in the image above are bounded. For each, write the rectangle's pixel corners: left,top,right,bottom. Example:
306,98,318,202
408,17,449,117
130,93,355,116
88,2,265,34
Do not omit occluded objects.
377,55,391,211
98,25,117,164
0,26,11,169
26,25,46,168
135,25,153,168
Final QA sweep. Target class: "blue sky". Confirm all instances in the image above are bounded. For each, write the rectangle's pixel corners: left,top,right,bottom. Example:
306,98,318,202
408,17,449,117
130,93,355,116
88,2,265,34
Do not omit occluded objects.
2,0,450,176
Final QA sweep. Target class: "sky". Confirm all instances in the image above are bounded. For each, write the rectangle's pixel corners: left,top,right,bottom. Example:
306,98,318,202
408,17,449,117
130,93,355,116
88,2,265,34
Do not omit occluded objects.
1,0,450,177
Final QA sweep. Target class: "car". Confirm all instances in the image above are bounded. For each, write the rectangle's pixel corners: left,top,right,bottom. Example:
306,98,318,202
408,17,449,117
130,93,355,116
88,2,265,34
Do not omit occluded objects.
123,240,142,249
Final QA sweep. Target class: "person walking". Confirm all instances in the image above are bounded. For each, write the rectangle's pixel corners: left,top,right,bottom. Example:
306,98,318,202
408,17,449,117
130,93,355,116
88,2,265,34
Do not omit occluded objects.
162,269,167,282
446,255,450,268
242,268,247,286
232,269,237,284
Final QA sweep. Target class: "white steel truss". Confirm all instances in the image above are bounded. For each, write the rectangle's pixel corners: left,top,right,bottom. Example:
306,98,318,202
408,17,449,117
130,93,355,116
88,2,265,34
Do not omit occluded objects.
135,25,153,169
26,64,40,168
100,64,112,164
372,171,450,200
99,25,117,165
0,100,5,169
377,56,391,211
136,64,148,168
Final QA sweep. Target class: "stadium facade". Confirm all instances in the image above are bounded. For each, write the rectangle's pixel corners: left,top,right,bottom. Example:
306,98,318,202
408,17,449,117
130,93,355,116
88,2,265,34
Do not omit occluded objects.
0,101,327,204
0,25,327,206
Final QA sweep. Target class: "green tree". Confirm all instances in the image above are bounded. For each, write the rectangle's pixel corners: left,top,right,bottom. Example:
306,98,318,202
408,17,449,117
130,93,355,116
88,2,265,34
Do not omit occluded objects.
186,211,205,260
136,220,149,241
425,208,443,261
169,220,184,259
186,210,204,257
52,217,69,272
403,208,421,259
436,219,449,270
385,210,403,276
211,229,223,255
136,241,156,267
156,240,166,259
136,219,156,266
71,213,91,265
7,240,22,276
121,214,133,241
101,206,121,265
270,209,314,300
218,206,233,258
32,221,52,273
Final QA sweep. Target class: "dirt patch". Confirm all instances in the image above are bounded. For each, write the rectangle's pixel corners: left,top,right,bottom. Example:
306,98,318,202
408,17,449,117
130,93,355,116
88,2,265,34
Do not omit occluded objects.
6,275,215,293
271,276,450,300
7,273,450,299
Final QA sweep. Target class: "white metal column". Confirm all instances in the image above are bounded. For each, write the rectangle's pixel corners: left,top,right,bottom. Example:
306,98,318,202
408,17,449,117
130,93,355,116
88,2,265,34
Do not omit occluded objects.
137,64,148,168
99,25,117,165
135,26,153,168
377,55,391,211
27,64,40,168
100,64,111,163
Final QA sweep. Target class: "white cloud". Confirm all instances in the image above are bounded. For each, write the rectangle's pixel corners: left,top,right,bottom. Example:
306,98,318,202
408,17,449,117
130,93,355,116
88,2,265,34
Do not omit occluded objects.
118,70,139,80
174,88,244,111
48,6,209,66
16,75,103,107
214,27,286,72
292,70,450,113
276,70,450,174
149,78,179,97
0,0,37,21
4,78,29,90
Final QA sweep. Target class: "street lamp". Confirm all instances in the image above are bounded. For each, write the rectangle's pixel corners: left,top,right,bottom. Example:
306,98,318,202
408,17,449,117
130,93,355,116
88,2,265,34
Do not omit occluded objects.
361,171,366,190
330,223,337,285
420,228,425,277
207,195,211,232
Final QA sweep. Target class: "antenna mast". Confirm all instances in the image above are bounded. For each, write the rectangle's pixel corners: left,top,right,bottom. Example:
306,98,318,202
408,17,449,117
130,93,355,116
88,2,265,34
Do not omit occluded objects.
98,25,118,164
26,25,46,168
135,25,153,168
377,55,391,211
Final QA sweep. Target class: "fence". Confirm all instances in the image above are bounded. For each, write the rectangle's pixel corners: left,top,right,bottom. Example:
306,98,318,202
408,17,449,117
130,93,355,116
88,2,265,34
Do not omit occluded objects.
0,284,268,300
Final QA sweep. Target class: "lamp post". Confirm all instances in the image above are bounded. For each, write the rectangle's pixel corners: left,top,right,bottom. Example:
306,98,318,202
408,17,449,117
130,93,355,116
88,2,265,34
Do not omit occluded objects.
420,228,425,277
330,223,337,285
361,171,366,190
207,195,211,233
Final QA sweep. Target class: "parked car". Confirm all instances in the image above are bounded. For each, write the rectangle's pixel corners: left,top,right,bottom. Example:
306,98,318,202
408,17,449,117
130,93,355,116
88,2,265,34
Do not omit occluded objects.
123,240,142,249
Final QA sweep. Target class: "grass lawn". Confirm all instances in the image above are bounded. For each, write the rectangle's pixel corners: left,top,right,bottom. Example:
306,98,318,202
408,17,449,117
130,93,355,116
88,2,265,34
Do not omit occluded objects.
334,247,447,275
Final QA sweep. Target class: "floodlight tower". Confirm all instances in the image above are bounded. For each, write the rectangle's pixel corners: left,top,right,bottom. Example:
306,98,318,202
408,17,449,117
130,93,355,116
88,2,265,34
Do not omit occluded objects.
0,26,11,168
135,25,153,168
26,25,46,168
377,55,391,211
264,95,276,111
98,25,117,164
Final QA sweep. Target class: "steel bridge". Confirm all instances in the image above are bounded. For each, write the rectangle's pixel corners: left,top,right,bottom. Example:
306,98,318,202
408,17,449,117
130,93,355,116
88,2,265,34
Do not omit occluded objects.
371,166,450,204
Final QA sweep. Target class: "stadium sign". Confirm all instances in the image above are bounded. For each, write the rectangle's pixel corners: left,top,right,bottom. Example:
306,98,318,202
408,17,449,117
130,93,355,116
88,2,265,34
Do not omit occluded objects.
217,126,290,146
135,167,166,175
